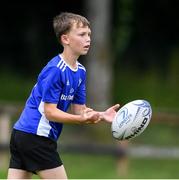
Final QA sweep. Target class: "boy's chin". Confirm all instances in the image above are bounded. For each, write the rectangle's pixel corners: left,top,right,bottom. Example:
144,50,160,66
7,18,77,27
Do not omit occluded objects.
80,51,89,55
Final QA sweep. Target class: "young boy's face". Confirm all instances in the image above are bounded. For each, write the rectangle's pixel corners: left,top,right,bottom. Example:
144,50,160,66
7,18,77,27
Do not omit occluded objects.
64,22,91,56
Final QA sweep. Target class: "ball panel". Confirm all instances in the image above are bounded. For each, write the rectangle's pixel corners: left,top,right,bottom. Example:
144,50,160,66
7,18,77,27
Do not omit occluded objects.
111,99,152,141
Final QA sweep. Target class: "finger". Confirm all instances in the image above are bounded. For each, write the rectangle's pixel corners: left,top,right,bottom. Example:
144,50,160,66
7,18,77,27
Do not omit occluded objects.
86,107,93,111
84,108,93,113
94,120,100,124
111,104,120,111
94,117,102,123
91,114,100,121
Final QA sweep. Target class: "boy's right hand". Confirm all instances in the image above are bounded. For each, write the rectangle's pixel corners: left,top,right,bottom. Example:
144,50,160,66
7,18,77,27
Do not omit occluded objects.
80,108,100,124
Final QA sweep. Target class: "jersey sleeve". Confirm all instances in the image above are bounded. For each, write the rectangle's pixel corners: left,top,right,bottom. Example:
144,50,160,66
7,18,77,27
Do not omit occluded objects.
42,67,62,104
72,74,86,105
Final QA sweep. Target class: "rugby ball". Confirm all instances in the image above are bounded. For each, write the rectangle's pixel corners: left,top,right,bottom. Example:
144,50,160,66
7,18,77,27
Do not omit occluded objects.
111,99,152,140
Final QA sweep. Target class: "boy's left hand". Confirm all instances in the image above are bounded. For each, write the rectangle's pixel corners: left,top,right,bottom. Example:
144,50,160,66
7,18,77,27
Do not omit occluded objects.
100,104,120,123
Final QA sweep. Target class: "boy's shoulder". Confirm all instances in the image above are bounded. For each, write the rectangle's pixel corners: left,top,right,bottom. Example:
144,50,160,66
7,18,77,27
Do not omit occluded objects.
47,55,61,67
46,55,86,73
45,55,65,72
39,55,62,76
77,62,86,72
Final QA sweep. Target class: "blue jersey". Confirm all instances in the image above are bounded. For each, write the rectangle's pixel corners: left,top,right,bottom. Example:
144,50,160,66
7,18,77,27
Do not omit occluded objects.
14,55,86,141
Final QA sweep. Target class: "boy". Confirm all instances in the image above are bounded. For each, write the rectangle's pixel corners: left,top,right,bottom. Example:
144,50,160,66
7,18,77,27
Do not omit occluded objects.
7,12,119,179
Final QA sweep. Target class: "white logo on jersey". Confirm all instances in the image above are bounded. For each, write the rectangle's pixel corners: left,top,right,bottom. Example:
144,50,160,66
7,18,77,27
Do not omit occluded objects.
60,94,74,101
70,88,74,94
66,80,70,86
78,78,82,87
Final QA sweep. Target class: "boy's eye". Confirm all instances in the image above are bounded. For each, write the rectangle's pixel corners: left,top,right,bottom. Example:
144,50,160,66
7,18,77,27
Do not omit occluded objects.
79,33,85,36
78,32,91,37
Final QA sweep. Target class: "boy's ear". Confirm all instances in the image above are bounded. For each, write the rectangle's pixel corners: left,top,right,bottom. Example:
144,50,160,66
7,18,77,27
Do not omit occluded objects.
61,34,69,45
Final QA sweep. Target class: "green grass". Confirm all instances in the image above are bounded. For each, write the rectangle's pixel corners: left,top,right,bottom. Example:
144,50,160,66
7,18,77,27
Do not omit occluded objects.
62,153,179,179
2,153,179,179
128,157,179,179
0,170,7,179
0,66,179,179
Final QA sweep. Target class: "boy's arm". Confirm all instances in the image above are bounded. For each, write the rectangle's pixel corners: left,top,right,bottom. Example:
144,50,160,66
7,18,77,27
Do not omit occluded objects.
70,104,87,115
98,104,120,123
44,103,99,124
71,103,120,123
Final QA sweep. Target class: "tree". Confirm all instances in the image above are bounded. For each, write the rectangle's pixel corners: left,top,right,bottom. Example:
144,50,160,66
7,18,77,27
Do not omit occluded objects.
84,0,112,110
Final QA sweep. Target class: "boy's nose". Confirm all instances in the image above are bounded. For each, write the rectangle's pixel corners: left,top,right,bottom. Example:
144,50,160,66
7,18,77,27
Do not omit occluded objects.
86,36,91,42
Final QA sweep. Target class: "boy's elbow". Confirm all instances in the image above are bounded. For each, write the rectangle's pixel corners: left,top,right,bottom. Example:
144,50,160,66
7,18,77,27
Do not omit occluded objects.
44,111,53,120
44,110,53,120
44,104,56,121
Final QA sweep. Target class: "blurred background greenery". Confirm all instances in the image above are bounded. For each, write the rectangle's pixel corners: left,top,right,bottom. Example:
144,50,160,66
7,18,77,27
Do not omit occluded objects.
0,0,179,179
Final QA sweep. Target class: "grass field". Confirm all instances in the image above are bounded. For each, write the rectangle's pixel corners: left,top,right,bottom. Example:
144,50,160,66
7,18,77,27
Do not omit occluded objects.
62,153,179,179
1,153,179,179
0,69,179,179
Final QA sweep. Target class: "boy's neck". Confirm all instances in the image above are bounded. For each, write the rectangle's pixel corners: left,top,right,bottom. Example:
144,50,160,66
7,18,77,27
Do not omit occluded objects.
60,51,79,69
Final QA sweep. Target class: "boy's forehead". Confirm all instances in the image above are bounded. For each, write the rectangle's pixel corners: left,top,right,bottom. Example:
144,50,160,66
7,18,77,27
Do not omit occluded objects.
72,21,90,29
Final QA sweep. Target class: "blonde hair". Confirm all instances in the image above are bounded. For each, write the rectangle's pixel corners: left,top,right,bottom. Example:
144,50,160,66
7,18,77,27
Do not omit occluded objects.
53,12,90,44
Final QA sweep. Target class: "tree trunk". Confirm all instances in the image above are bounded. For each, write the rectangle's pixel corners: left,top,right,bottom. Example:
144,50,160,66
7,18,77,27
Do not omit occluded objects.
85,0,113,110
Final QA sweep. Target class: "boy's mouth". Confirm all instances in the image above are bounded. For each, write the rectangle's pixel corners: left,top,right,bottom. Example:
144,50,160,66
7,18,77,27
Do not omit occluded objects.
84,45,90,49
